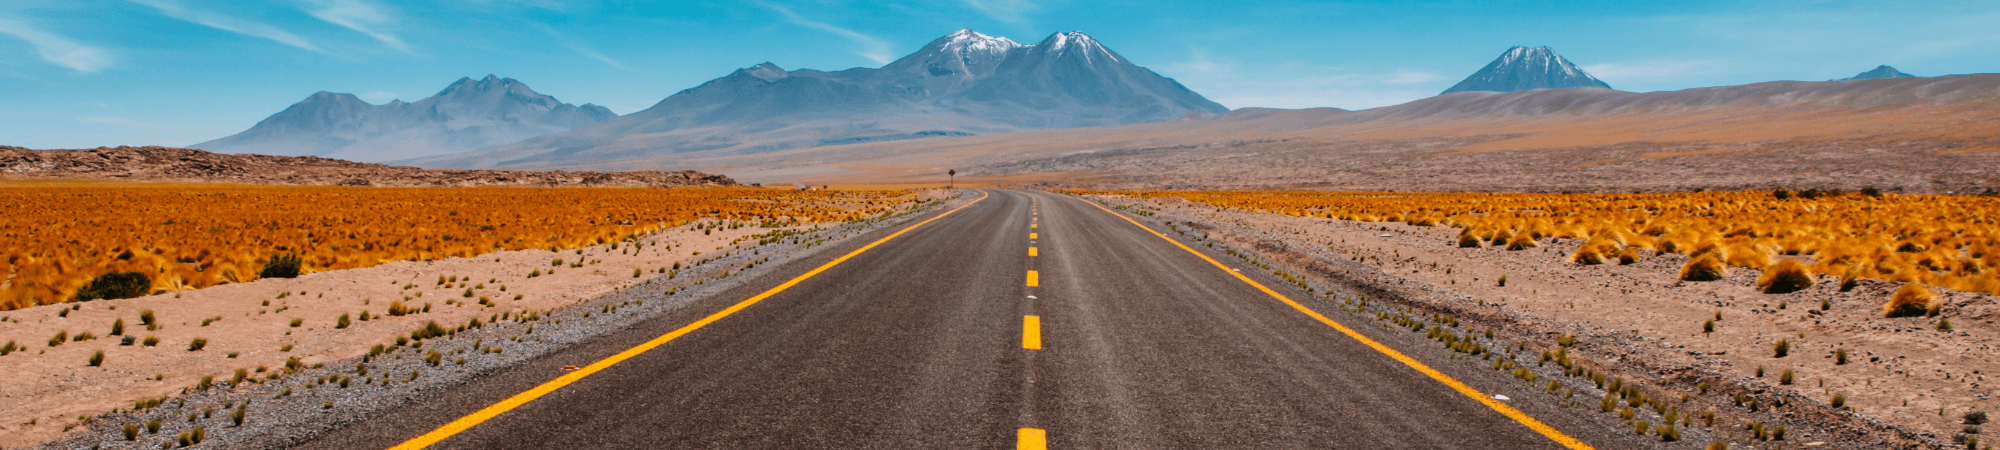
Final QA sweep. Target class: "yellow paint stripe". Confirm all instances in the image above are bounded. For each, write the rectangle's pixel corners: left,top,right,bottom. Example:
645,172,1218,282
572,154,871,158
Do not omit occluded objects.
1029,247,1038,257
1032,223,1038,228
1030,232,1037,239
1026,270,1039,287
387,191,993,450
1023,315,1042,350
1074,196,1592,450
1018,428,1047,450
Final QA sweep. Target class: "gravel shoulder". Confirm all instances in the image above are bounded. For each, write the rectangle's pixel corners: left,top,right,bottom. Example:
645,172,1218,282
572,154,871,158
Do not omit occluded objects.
7,189,963,450
1089,193,1997,449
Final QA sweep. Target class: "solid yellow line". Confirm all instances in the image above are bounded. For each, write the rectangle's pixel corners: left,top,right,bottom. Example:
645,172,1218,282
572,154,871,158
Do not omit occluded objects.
1029,247,1038,257
387,190,993,450
1018,428,1047,450
1026,270,1039,287
1023,315,1042,350
1073,196,1593,450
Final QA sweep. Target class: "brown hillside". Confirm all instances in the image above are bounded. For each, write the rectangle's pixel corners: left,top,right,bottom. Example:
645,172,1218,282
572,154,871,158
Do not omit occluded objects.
0,146,735,187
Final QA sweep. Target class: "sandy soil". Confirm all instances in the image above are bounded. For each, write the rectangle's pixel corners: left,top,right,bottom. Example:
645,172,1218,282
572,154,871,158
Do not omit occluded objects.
1097,194,1998,448
0,189,951,448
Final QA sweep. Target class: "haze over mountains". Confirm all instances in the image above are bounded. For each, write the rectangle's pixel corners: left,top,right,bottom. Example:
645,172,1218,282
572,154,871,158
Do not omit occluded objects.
406,29,1227,169
1440,46,1611,95
194,76,615,163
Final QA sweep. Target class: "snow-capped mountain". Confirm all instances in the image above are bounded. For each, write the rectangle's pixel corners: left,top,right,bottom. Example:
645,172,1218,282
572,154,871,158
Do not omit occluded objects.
195,76,615,162
1441,46,1613,95
408,29,1227,170
1834,65,1919,81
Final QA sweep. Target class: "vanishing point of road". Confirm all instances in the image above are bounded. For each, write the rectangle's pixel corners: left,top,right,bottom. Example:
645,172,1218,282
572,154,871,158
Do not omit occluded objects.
303,190,1639,449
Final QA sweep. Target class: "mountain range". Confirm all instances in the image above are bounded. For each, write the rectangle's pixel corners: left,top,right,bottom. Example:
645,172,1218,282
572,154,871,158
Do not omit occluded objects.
405,29,1228,169
1439,46,1612,95
194,76,615,163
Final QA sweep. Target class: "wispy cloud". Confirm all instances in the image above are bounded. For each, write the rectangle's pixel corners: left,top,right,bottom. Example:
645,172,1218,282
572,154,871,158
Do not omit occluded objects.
0,16,114,72
531,23,622,69
1581,60,1726,88
752,0,892,65
959,0,1038,26
128,0,325,53
1166,49,1441,110
299,0,415,55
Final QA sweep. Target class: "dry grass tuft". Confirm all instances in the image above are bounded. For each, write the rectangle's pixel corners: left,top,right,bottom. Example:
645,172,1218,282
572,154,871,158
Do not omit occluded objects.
1505,233,1537,251
1883,284,1936,318
1757,259,1815,294
1680,255,1728,281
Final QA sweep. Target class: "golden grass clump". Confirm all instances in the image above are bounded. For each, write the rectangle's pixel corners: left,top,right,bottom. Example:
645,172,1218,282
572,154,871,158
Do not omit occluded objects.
1756,259,1815,294
1506,233,1538,251
1571,240,1617,265
1616,248,1642,265
0,185,915,310
1680,255,1729,282
1458,233,1482,248
1883,284,1936,318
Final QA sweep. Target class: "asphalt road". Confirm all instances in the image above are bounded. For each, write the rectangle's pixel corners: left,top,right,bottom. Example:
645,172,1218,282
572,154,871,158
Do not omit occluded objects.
305,190,1631,449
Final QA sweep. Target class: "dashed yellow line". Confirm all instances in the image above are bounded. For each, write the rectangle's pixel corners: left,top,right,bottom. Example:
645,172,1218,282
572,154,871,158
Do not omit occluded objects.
1029,247,1037,257
1029,232,1037,239
1032,223,1038,228
1074,196,1593,450
1018,428,1047,450
385,191,993,450
1023,315,1042,350
1026,270,1039,287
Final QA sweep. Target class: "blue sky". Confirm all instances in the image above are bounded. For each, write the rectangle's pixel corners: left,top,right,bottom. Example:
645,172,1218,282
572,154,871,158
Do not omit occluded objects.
3,0,1996,149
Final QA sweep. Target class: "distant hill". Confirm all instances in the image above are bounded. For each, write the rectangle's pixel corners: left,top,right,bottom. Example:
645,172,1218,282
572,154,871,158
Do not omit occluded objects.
1834,65,1919,81
0,146,729,187
194,76,615,163
1441,46,1612,95
406,29,1228,170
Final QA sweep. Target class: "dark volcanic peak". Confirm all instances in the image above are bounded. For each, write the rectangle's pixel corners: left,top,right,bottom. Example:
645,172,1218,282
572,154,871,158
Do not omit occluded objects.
0,146,732,187
414,29,1229,170
1835,65,1919,81
1441,46,1612,95
194,76,615,163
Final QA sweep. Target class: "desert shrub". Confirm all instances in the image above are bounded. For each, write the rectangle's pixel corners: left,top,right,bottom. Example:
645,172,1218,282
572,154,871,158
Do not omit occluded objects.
1617,248,1641,265
1774,339,1790,357
259,253,303,279
1458,234,1482,248
1571,241,1612,265
336,314,350,329
139,310,155,325
1884,284,1936,318
188,338,207,351
142,336,158,347
110,318,124,336
1780,369,1795,384
88,350,104,366
1831,394,1847,408
1506,233,1537,250
74,271,150,301
1757,259,1815,294
1680,255,1728,281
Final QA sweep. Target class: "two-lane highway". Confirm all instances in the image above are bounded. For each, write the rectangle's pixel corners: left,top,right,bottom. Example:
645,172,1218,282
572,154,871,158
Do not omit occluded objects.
306,190,1615,449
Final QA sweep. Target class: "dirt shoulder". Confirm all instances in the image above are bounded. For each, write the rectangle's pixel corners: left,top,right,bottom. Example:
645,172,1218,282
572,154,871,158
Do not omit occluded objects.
0,188,962,449
1090,193,1993,449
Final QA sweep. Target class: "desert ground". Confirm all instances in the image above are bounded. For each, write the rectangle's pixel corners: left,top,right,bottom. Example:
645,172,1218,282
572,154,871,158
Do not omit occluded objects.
1089,193,1999,448
0,188,956,448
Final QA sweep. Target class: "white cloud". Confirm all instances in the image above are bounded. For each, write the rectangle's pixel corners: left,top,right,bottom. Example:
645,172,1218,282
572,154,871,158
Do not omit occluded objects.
299,0,415,55
0,16,113,72
752,0,892,65
531,23,623,69
959,0,1038,26
1164,49,1441,110
127,0,325,53
1580,60,1725,87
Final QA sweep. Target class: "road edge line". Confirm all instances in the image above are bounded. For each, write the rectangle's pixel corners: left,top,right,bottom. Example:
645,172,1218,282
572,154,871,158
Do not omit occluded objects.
1071,194,1594,450
387,190,991,449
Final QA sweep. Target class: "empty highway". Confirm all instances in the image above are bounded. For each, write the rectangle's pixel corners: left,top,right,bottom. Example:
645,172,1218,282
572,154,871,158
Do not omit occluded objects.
304,190,1637,449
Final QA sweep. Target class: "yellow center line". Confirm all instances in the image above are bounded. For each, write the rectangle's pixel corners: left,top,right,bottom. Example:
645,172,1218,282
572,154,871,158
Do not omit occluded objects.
1026,270,1039,287
1023,315,1042,350
1073,196,1593,450
1028,247,1037,257
1018,428,1047,450
1031,223,1037,228
386,191,993,450
1029,232,1037,239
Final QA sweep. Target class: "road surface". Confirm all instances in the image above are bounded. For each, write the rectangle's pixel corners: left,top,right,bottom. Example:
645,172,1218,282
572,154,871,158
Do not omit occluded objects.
305,190,1637,449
